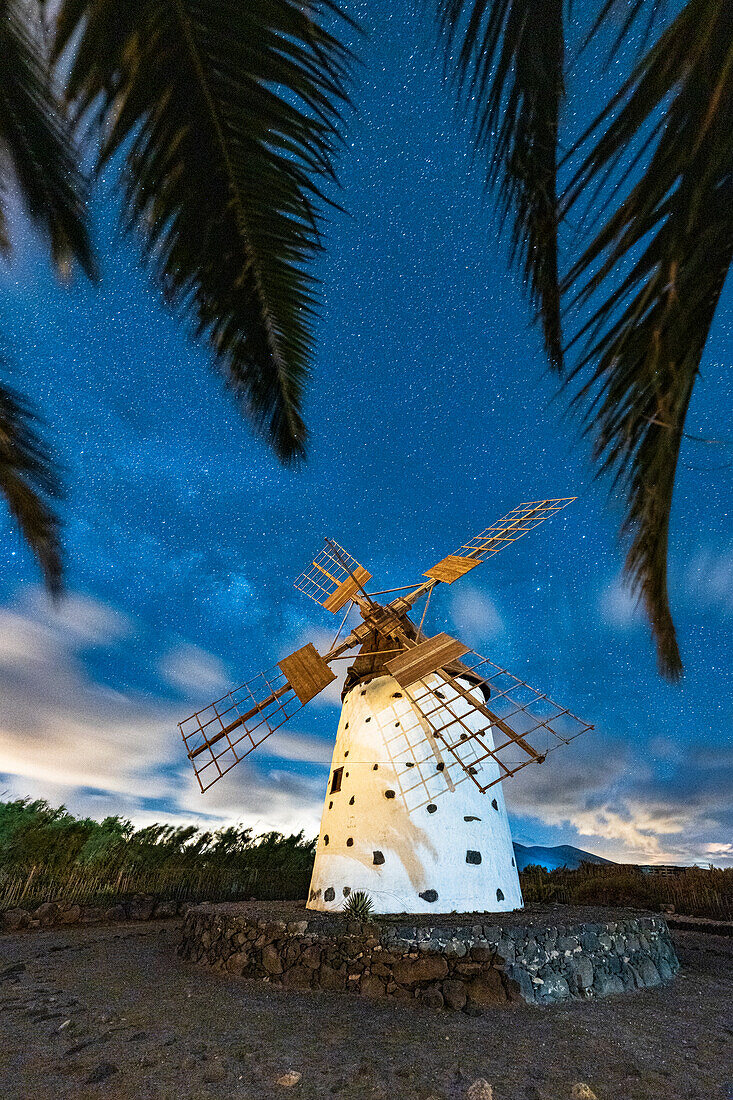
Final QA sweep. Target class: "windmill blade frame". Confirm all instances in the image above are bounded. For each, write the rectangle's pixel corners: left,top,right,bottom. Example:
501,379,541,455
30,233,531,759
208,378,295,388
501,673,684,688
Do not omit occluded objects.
294,537,372,612
180,665,305,793
399,649,594,793
423,496,576,583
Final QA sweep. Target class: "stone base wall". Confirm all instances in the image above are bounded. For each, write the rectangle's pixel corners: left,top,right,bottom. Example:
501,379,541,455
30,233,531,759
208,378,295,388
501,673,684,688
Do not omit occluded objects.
1,895,185,933
179,904,679,1011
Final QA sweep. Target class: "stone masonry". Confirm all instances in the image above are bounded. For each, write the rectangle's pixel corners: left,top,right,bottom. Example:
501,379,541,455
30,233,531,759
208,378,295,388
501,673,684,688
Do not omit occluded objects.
178,902,680,1011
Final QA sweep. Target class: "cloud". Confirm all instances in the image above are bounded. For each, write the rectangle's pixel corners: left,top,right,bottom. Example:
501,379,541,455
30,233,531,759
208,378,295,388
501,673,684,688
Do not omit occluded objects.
174,761,325,837
159,643,231,697
449,585,504,647
0,595,178,800
684,546,733,613
506,728,733,866
0,587,333,836
598,575,643,630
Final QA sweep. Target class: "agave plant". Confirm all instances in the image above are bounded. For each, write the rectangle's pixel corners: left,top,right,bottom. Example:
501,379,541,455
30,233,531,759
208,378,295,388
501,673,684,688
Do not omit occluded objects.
343,890,375,921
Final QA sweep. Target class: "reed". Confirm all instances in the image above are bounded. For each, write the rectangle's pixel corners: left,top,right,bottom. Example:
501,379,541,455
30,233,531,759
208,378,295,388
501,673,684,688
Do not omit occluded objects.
520,863,732,921
0,798,314,911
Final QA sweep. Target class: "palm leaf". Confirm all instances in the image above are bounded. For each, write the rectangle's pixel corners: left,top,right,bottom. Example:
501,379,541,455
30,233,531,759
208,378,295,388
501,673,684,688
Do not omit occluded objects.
0,0,95,277
0,373,63,594
54,0,355,462
564,0,733,678
0,0,93,594
437,0,565,370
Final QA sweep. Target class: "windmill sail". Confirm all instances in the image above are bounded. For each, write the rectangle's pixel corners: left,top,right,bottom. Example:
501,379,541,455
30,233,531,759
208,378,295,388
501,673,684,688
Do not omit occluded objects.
399,651,593,792
294,538,372,612
180,666,305,793
424,497,576,583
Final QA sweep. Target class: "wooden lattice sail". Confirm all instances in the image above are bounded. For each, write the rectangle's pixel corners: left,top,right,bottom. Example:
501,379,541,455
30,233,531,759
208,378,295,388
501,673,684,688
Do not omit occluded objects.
294,538,371,612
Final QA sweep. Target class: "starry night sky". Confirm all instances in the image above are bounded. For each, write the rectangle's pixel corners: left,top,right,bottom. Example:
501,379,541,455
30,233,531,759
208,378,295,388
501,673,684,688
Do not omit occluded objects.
0,0,730,864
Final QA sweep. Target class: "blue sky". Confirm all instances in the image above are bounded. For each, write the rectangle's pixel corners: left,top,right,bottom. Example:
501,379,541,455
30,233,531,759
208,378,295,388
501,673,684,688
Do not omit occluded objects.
0,0,730,865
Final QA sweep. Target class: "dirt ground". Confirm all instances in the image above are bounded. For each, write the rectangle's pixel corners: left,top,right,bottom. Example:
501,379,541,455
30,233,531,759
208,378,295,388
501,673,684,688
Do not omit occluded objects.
0,920,730,1100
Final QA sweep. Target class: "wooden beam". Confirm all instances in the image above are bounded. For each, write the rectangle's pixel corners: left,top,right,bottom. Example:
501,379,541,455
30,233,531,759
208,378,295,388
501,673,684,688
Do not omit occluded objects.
444,678,541,761
278,643,336,704
322,566,372,613
423,555,480,584
385,632,470,687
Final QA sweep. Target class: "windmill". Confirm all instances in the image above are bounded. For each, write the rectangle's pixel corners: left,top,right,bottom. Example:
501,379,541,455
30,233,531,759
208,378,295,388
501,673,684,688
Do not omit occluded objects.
180,497,593,914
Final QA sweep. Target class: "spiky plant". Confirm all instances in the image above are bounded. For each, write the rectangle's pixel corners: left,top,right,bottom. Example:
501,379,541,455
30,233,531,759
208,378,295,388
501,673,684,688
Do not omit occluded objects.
343,890,374,921
436,0,733,679
54,0,356,463
0,0,94,592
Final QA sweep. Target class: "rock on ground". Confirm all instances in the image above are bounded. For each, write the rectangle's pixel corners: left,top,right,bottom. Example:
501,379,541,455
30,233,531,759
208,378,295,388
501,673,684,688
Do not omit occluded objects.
466,1080,493,1100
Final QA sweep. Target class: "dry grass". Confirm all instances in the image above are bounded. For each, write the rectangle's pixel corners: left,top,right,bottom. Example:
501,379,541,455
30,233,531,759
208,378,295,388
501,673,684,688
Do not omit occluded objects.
520,863,732,921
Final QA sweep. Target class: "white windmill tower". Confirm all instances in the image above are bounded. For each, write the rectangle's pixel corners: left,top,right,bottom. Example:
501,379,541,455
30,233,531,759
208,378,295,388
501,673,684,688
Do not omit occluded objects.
180,498,593,914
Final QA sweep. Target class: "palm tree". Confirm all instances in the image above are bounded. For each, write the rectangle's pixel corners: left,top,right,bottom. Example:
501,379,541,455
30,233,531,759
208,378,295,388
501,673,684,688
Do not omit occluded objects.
0,0,95,592
436,0,732,679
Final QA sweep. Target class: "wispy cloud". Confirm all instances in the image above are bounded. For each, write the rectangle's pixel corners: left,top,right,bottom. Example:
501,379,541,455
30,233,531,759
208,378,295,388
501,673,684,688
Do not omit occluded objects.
0,592,178,800
159,643,231,697
449,584,504,648
598,575,643,630
684,546,733,614
0,588,331,835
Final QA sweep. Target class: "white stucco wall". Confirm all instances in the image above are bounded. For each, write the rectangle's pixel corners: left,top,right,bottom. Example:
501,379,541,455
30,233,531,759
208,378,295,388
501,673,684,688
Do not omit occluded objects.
307,672,523,914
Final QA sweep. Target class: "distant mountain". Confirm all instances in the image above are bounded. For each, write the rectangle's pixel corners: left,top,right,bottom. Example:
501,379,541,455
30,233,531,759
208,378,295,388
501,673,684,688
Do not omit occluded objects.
513,842,614,872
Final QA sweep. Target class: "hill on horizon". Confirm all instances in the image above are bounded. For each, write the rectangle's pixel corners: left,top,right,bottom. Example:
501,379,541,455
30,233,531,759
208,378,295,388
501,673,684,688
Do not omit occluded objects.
513,842,614,872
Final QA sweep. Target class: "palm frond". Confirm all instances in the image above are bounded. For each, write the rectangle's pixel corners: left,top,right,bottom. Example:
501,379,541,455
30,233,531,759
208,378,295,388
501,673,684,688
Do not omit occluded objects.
564,0,733,679
55,0,355,462
581,0,670,61
0,373,63,594
0,0,95,277
438,0,565,370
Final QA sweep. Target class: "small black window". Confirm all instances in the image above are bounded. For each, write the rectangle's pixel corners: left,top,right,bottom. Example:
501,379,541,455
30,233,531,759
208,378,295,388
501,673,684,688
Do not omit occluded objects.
491,798,498,811
346,837,354,847
331,767,343,793
349,795,355,805
324,834,329,845
496,888,505,902
344,750,349,758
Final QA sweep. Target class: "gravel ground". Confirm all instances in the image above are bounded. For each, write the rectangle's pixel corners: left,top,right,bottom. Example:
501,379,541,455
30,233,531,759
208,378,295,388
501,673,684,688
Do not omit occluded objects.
0,920,731,1100
188,900,662,931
